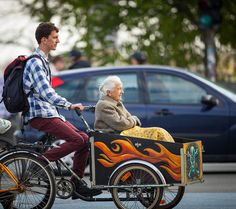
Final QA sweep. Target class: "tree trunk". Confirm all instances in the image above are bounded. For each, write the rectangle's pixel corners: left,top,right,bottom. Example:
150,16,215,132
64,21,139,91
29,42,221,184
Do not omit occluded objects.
203,29,217,81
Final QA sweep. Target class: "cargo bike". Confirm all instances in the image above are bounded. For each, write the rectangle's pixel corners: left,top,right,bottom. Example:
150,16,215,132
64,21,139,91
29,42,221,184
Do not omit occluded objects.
0,107,203,208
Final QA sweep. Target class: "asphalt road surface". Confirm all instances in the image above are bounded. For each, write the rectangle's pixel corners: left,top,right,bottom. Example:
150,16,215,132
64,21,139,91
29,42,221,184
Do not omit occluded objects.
51,172,236,209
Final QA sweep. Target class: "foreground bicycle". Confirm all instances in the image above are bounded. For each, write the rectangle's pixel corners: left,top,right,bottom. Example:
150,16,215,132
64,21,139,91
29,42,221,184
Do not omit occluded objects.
3,106,204,208
0,135,56,209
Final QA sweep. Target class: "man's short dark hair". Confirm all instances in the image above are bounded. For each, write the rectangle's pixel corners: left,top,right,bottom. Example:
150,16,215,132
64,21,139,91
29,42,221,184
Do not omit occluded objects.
131,51,147,64
69,49,82,59
51,55,63,64
35,22,59,44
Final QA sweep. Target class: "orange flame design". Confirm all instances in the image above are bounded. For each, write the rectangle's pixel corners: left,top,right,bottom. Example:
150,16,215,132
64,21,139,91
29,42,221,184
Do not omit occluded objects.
95,139,181,181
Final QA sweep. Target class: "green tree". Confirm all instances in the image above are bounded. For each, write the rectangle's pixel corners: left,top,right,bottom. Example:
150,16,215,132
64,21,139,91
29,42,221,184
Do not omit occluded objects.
19,0,236,80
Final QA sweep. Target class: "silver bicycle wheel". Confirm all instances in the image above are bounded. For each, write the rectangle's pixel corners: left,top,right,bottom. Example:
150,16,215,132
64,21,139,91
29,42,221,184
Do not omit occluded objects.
0,152,56,209
159,186,185,209
110,164,163,209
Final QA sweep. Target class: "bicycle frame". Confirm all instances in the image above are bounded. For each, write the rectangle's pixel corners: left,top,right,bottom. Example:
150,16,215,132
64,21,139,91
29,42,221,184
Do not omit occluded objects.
0,163,20,193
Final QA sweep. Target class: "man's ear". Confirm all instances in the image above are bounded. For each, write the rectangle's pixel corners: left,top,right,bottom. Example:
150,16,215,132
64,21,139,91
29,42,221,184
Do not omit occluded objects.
107,90,111,96
41,37,47,43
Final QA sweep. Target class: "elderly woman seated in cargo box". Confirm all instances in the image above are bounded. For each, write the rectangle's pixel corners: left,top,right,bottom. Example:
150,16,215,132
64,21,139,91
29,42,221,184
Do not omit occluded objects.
94,75,174,142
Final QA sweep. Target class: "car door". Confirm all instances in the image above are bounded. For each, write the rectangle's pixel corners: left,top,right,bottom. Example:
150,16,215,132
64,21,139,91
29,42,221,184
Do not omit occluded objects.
144,70,230,160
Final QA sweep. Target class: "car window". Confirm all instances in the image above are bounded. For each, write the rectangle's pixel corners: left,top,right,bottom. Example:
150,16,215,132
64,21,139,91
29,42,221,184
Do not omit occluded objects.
120,74,139,103
85,73,139,103
190,72,236,103
85,76,107,102
54,79,84,103
146,73,207,104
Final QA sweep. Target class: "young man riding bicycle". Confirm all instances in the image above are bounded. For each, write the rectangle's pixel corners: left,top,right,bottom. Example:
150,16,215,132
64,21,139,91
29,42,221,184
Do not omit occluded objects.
23,22,101,199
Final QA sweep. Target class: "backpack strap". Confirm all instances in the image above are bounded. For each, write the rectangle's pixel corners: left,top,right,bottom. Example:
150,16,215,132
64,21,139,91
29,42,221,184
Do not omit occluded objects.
28,54,51,82
21,54,52,130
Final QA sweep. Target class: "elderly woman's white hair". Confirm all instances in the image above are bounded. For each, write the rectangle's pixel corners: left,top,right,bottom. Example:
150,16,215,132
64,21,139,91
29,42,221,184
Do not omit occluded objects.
99,75,123,97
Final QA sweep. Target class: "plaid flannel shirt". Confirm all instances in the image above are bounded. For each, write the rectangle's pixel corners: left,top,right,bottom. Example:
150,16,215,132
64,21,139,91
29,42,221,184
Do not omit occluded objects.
23,48,72,122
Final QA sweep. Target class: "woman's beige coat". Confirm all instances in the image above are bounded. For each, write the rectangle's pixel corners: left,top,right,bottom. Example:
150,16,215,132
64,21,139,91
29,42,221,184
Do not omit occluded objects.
94,95,141,133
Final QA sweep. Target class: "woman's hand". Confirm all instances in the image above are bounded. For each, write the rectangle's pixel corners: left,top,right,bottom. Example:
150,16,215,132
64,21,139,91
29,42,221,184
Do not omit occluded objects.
132,116,142,126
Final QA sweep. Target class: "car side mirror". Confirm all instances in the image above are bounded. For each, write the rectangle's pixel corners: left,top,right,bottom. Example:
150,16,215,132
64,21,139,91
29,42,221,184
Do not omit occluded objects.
201,95,219,107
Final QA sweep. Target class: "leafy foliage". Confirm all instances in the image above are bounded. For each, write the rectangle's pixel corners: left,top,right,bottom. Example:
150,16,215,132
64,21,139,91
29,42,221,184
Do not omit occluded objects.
19,0,236,79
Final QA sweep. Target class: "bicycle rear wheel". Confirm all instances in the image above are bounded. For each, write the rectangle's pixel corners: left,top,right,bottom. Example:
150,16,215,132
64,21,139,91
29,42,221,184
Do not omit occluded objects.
0,152,56,209
159,186,185,209
110,164,163,209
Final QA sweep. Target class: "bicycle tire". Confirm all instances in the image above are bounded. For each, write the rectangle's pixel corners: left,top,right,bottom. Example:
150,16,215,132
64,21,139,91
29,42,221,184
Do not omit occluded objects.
110,163,163,209
0,152,56,209
159,186,185,209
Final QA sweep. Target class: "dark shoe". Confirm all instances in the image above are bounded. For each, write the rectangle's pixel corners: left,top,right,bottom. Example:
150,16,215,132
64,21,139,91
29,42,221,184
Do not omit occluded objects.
71,178,102,199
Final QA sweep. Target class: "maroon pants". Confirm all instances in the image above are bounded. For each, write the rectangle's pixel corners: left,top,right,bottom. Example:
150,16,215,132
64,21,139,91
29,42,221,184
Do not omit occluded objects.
30,117,89,178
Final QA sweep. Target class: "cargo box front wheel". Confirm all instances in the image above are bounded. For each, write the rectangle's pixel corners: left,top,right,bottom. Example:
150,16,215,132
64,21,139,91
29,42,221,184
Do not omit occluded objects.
110,163,164,209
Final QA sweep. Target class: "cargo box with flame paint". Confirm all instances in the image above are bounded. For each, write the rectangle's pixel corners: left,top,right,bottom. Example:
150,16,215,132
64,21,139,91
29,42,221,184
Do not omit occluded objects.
89,132,203,186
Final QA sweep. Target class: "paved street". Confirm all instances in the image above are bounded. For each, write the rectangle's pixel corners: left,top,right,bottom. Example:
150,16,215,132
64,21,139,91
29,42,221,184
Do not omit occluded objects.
53,193,236,209
51,172,236,209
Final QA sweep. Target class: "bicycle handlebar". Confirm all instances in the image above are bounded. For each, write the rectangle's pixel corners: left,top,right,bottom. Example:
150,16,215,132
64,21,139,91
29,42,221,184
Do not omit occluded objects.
75,105,95,116
75,105,95,132
84,105,95,112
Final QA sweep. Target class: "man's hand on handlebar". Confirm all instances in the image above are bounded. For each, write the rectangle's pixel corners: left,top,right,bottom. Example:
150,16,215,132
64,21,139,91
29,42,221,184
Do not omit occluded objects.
69,103,84,111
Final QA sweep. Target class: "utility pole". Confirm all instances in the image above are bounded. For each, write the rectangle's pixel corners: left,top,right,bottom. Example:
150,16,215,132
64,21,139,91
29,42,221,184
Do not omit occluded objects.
203,29,216,81
198,0,222,81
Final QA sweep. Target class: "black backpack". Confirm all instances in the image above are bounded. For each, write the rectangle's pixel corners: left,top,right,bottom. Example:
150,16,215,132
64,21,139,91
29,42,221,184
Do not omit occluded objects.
1,55,43,114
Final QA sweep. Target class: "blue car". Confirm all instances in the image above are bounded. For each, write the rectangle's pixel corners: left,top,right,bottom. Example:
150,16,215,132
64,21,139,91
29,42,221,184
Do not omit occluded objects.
18,65,236,162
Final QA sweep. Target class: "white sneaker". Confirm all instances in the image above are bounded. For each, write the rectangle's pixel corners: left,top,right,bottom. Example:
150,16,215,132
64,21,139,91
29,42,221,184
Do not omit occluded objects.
0,119,11,134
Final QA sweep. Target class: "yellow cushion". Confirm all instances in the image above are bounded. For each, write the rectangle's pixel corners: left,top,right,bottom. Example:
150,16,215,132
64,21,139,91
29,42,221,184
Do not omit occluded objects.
120,126,174,142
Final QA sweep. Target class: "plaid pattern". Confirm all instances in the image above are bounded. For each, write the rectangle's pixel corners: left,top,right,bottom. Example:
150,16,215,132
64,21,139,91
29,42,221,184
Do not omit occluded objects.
23,48,72,122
